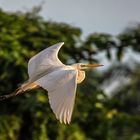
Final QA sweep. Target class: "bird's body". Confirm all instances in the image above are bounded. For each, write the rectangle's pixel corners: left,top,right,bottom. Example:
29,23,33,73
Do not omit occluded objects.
0,42,103,124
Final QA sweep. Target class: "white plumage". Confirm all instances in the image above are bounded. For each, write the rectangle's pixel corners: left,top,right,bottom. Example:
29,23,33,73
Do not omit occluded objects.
28,42,78,124
0,42,103,124
28,43,64,82
37,69,77,124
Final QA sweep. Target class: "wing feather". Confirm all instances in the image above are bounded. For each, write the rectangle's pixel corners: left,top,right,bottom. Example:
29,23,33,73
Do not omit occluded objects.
28,42,64,79
36,69,77,124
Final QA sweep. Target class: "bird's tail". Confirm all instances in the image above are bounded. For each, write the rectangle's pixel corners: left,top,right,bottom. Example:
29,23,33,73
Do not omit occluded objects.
0,82,39,101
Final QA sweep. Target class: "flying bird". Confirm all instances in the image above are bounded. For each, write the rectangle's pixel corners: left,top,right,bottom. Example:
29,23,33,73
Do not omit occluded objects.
0,42,103,124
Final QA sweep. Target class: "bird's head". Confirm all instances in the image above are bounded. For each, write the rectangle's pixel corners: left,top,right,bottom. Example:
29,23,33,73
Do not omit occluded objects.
72,63,104,70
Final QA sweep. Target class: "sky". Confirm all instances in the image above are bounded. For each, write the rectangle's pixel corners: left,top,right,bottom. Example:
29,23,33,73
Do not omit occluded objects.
0,0,140,37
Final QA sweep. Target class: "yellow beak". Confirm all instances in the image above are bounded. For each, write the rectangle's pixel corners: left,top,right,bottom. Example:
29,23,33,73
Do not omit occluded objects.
81,64,104,68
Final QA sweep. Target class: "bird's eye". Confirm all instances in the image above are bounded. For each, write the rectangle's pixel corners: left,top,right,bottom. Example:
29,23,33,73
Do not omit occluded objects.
80,64,86,67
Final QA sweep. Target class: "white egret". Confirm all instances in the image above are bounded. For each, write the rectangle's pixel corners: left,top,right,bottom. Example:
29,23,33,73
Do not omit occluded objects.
0,42,103,124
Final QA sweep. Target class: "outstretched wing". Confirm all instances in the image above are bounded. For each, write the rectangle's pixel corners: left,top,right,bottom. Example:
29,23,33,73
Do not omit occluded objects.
28,42,64,80
36,69,78,124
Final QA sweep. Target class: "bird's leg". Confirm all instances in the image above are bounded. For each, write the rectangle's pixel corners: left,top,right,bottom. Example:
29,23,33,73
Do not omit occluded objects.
0,82,40,101
0,88,24,101
31,83,40,89
21,82,40,91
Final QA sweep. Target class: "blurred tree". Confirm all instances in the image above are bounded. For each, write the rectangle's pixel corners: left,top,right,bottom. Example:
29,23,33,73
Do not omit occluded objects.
0,8,140,140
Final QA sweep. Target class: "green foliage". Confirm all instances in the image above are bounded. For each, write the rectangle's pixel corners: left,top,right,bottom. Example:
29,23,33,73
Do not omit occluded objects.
84,33,116,60
0,8,140,140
